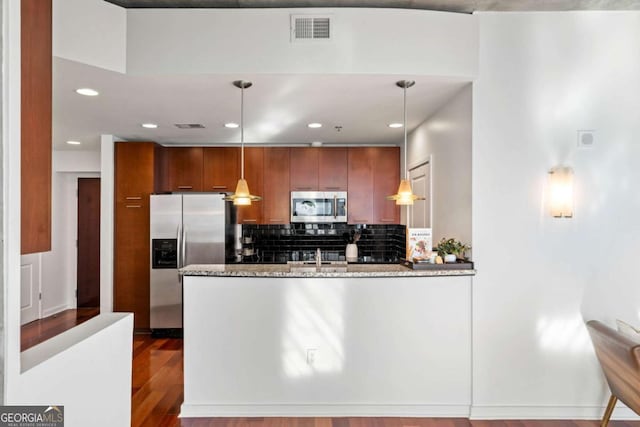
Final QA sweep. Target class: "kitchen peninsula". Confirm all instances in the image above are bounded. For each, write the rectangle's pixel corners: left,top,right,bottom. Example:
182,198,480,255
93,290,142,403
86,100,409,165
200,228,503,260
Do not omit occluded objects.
180,263,475,418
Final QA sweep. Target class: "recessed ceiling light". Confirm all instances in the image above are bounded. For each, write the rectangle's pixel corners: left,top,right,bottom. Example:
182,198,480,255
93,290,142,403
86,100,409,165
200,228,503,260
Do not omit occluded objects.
75,88,99,96
224,122,239,128
307,123,323,129
66,140,81,145
311,141,323,147
388,123,403,128
141,123,158,129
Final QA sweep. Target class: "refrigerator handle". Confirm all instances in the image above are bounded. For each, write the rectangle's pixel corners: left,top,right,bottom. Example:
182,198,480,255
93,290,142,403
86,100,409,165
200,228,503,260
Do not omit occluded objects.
177,224,183,268
182,227,187,267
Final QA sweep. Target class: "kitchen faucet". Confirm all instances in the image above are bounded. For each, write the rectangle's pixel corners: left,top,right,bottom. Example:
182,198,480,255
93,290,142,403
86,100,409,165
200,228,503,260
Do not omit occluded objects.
316,248,322,267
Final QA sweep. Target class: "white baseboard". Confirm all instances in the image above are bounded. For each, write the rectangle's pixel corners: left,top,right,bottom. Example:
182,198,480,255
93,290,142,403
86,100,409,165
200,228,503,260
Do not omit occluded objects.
470,404,640,420
180,404,471,418
41,303,71,319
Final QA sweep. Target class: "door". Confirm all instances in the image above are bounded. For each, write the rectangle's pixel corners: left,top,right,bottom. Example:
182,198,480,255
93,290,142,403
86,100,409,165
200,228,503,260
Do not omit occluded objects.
21,253,41,325
183,194,226,265
77,178,101,308
409,161,432,228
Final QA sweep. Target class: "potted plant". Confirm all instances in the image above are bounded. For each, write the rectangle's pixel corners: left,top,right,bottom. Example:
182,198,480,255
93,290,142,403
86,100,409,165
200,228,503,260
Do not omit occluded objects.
436,238,471,263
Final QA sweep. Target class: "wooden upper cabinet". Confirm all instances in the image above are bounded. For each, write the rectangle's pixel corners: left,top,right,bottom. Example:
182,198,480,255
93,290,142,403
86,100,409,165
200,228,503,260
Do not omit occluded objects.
263,148,291,224
236,147,264,224
21,0,52,254
168,147,203,192
347,147,375,224
373,147,401,224
290,148,319,191
203,147,240,192
319,148,348,191
115,142,157,202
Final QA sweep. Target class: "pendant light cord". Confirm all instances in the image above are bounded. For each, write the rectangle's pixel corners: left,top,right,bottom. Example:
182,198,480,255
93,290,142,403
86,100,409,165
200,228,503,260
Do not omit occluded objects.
403,83,407,181
240,83,245,180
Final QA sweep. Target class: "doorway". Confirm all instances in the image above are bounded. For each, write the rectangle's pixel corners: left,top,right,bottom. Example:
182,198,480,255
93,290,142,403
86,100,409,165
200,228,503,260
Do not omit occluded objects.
77,178,101,309
409,161,432,228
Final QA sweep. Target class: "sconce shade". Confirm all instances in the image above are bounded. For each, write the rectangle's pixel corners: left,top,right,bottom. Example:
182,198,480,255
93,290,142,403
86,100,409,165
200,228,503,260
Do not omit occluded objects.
387,179,425,205
549,166,574,218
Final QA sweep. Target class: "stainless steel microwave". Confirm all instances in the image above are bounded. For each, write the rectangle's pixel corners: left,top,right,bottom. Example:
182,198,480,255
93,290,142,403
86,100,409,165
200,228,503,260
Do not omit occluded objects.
290,191,347,223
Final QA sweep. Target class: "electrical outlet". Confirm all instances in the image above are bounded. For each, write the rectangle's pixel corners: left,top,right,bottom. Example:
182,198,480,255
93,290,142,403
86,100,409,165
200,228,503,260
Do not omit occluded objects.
306,348,317,365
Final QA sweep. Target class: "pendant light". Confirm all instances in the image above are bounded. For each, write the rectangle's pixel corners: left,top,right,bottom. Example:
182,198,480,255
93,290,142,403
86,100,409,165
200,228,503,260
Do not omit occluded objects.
224,80,262,206
387,80,425,205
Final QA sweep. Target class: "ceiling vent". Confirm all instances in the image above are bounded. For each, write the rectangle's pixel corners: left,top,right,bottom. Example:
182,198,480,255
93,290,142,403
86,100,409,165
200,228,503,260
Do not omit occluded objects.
174,123,205,129
291,15,332,42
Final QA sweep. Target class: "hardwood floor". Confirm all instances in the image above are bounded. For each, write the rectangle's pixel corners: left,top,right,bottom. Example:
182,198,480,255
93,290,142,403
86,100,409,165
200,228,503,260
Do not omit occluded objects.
131,333,640,427
17,312,640,426
20,307,100,351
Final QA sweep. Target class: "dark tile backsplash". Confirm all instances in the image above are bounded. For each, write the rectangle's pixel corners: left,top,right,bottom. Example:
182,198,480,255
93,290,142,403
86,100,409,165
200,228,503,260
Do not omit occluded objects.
237,223,405,264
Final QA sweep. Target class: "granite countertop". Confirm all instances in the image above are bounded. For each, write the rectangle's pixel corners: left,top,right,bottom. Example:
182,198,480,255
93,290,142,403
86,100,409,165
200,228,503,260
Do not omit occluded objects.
179,263,476,278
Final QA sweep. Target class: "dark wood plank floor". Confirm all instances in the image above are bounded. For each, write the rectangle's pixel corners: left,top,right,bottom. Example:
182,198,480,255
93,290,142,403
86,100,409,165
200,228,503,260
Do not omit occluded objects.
131,333,640,427
20,307,100,351
21,310,640,427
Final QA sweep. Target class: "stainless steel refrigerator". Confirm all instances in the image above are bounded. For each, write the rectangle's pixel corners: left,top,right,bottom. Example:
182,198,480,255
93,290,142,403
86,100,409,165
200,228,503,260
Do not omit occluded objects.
150,193,231,334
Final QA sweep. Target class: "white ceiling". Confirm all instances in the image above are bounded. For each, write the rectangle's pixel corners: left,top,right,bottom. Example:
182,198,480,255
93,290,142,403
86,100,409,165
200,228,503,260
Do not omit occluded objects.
53,58,470,151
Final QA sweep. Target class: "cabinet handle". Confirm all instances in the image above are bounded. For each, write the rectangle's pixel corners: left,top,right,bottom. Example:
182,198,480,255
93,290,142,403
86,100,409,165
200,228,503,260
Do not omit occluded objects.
269,219,284,222
126,205,142,208
212,186,227,189
295,187,312,190
354,219,368,223
178,186,193,189
380,218,395,222
242,219,257,223
324,187,341,190
125,196,141,200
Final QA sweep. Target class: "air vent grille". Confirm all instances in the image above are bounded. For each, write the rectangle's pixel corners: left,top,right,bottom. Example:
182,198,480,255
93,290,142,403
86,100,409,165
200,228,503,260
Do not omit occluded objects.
291,15,332,41
174,123,205,129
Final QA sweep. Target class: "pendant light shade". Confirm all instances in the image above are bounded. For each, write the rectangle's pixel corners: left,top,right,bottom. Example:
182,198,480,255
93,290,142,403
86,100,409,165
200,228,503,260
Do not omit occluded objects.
387,80,425,206
224,80,262,205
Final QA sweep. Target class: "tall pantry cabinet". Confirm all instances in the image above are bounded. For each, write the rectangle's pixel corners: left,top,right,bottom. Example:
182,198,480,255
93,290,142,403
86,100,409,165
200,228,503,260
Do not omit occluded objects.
114,142,160,330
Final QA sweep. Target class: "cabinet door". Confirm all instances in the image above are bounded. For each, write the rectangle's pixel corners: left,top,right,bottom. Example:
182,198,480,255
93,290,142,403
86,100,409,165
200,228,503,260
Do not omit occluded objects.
115,142,156,202
168,147,203,192
347,147,375,224
236,147,264,224
319,148,348,191
290,148,318,191
373,147,401,224
264,148,290,224
21,0,52,254
114,200,150,330
114,142,156,330
203,147,240,192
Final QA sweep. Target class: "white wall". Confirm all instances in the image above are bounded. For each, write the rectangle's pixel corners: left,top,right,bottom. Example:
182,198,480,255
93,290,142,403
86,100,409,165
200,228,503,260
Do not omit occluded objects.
472,11,640,419
52,0,127,73
407,85,472,246
15,314,133,427
183,275,472,417
127,8,477,77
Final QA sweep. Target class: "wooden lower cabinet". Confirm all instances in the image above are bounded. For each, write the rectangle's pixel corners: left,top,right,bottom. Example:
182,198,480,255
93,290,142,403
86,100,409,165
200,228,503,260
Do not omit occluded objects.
236,147,264,224
114,142,158,330
263,148,290,224
114,199,150,330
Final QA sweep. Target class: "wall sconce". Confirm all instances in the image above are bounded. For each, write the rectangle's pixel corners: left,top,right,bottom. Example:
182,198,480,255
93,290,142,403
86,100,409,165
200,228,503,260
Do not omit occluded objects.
548,166,574,218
